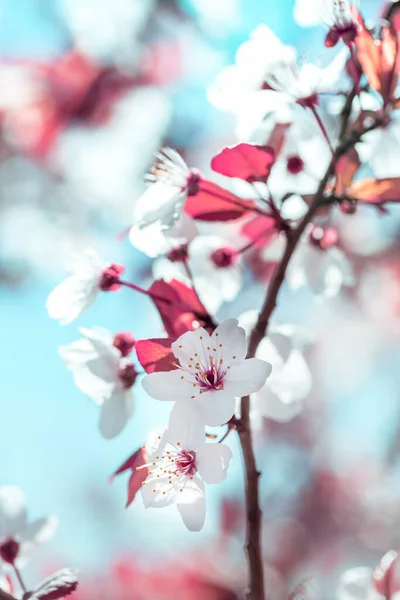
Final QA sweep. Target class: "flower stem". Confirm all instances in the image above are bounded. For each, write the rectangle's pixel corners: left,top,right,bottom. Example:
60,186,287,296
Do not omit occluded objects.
309,104,335,156
13,566,27,594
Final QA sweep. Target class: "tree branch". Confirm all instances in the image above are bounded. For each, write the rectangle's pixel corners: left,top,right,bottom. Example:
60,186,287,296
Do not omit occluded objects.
0,589,16,600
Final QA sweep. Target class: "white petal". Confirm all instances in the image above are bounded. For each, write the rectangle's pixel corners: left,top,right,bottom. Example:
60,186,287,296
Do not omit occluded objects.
167,401,205,449
337,568,375,600
141,370,198,401
223,358,272,396
171,328,211,370
211,318,247,364
141,475,177,508
176,477,206,531
133,183,185,230
253,390,304,423
46,275,98,325
0,486,27,538
268,350,312,401
21,516,59,544
195,390,236,427
67,248,102,277
196,443,232,484
99,388,133,439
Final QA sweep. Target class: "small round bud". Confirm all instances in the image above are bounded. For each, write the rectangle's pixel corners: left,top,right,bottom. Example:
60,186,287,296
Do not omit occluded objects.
211,247,238,268
118,363,138,389
167,244,189,263
340,198,358,215
113,332,135,357
99,263,125,291
309,225,338,250
0,538,20,565
287,155,305,175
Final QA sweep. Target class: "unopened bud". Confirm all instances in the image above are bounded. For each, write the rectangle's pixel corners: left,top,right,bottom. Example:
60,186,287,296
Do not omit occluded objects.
340,198,358,215
309,226,338,250
167,244,189,263
113,332,135,357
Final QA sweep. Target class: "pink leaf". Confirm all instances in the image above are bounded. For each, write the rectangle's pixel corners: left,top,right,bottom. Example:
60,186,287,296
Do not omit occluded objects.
26,569,78,600
241,215,277,248
111,447,148,507
350,178,400,203
135,338,175,374
211,143,275,182
185,179,255,221
373,550,398,598
149,279,213,338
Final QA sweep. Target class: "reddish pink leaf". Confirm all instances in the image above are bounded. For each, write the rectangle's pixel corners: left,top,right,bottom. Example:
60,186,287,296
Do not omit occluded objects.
335,148,360,196
211,143,275,182
149,279,213,338
28,569,79,600
111,447,148,507
373,550,398,597
241,215,277,248
135,338,175,374
349,178,400,203
185,179,255,221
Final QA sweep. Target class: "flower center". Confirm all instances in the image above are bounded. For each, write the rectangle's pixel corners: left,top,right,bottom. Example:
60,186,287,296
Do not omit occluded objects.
99,263,125,291
196,366,225,391
0,538,20,565
175,450,198,476
286,155,305,175
167,244,189,263
118,363,138,389
186,169,202,196
211,247,237,268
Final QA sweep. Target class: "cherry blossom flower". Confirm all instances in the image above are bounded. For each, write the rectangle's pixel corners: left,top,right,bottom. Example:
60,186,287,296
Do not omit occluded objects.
152,235,243,314
141,318,272,427
337,567,382,600
59,327,136,438
46,249,125,325
139,418,232,532
294,0,359,45
129,212,198,258
263,226,354,300
239,311,312,424
132,148,201,234
0,486,58,572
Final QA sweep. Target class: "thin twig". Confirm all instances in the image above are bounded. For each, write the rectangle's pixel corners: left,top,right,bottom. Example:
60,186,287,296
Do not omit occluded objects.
309,104,335,156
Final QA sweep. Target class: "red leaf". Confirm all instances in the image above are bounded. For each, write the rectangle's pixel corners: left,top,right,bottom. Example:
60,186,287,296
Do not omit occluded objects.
373,550,398,597
27,569,78,600
149,279,212,338
241,214,277,248
349,177,400,203
211,143,275,182
135,338,175,374
185,179,255,221
335,148,360,196
111,447,148,507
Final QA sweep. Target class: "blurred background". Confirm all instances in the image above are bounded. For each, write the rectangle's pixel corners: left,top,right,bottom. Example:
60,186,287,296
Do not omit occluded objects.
1,0,400,598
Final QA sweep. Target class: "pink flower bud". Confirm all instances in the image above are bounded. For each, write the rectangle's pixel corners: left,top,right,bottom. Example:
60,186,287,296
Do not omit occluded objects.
309,226,339,250
166,244,189,263
0,538,20,565
118,363,138,389
113,332,136,357
211,247,238,268
99,263,125,291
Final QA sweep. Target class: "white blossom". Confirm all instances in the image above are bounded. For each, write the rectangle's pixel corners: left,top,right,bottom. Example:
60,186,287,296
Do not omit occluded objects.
239,311,312,424
59,327,135,438
152,235,243,314
142,318,272,427
46,249,121,325
140,415,232,532
337,567,382,600
129,212,198,258
0,486,58,571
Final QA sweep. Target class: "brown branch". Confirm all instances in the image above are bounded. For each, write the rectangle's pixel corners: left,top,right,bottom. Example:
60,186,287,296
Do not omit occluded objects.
237,110,384,600
0,589,16,600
